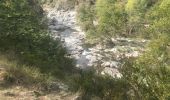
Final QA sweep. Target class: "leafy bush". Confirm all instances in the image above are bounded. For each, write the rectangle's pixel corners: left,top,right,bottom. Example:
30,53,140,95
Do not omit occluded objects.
121,1,170,99
96,0,127,38
122,35,170,99
147,0,170,38
77,0,162,39
0,0,73,76
77,3,95,31
69,70,130,100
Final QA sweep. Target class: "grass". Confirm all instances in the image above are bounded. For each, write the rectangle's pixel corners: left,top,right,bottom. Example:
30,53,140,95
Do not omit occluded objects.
0,53,54,90
0,53,134,100
0,53,83,100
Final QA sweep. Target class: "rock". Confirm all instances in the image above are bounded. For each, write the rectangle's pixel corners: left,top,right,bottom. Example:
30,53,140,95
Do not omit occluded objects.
49,17,58,25
132,51,139,57
97,56,102,60
85,55,92,60
104,49,110,52
57,83,69,91
101,62,110,67
96,44,103,50
73,95,82,100
101,61,119,68
111,38,117,43
93,20,99,26
101,67,122,78
125,51,139,58
38,96,49,100
110,61,119,68
61,38,65,42
82,50,90,56
46,8,147,76
87,63,93,67
86,55,97,63
76,64,81,68
76,46,83,51
110,48,118,53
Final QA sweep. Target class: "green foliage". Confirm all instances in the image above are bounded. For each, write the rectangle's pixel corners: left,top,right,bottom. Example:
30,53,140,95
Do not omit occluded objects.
121,1,170,99
77,3,95,31
0,0,73,76
125,0,149,36
70,70,130,100
40,0,77,9
76,0,163,38
122,35,170,99
126,0,148,12
0,0,170,99
76,1,170,99
76,0,170,99
146,0,170,38
96,0,127,38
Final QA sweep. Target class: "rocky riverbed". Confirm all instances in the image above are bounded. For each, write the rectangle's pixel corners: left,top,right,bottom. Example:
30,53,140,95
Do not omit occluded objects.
44,7,148,78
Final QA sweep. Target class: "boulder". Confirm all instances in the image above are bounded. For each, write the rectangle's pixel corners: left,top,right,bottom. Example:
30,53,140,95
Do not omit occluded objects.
101,67,122,78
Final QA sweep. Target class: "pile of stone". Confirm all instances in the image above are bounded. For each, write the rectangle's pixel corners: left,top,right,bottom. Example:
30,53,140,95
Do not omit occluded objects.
45,8,148,78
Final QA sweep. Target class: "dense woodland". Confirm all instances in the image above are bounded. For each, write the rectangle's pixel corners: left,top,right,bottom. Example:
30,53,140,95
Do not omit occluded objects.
0,0,169,100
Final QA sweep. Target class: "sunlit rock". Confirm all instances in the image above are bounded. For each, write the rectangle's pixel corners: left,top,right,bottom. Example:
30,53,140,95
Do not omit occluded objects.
101,67,122,78
46,7,147,78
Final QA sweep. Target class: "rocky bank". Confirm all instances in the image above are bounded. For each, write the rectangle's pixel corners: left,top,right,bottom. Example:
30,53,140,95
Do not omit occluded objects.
44,6,148,78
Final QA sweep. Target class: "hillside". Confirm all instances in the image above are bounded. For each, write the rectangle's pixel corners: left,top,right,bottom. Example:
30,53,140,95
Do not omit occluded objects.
0,0,169,100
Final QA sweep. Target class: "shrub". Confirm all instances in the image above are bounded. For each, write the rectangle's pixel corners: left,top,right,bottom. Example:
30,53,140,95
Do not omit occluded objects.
96,0,127,38
0,0,73,76
77,3,95,31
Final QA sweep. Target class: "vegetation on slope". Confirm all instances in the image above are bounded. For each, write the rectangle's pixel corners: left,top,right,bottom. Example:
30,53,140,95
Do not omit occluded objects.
76,0,170,99
0,1,76,97
0,0,169,100
0,0,73,77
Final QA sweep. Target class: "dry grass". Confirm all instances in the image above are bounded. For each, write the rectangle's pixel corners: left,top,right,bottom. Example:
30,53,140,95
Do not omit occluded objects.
0,53,81,100
0,54,52,88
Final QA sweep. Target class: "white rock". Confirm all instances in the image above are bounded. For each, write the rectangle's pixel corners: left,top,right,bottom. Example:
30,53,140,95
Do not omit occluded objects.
82,50,90,56
125,51,139,58
97,56,102,60
104,49,110,52
101,62,110,67
101,67,122,78
76,46,83,51
93,20,98,26
132,51,140,57
110,61,119,68
87,63,93,67
89,56,97,63
85,55,92,60
110,48,118,53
